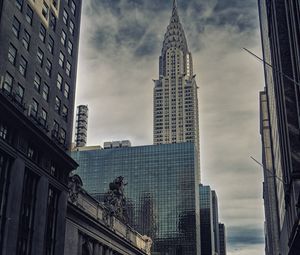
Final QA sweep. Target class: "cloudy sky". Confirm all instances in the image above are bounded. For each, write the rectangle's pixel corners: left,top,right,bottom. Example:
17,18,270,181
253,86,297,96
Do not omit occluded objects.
76,0,265,254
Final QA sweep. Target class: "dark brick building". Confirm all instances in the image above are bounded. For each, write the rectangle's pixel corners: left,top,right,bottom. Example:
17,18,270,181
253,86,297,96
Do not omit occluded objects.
0,0,82,254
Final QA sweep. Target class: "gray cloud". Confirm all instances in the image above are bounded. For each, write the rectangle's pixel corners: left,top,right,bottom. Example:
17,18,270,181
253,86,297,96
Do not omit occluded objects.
76,0,265,254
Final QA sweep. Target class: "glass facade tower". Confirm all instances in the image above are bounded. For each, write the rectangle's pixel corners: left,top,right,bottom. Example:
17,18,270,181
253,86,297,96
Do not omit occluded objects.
72,142,200,255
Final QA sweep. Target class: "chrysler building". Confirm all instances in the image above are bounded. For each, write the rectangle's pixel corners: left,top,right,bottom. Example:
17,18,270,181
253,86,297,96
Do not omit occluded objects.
153,0,199,149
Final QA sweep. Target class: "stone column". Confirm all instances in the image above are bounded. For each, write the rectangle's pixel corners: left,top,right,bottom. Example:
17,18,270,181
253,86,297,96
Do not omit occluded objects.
98,244,103,255
54,190,68,255
31,176,49,254
2,158,25,255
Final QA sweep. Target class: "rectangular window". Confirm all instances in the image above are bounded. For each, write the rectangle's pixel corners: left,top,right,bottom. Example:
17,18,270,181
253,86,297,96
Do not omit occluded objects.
66,61,71,77
19,56,27,76
3,73,13,93
39,25,46,42
37,48,44,66
45,59,52,77
50,12,56,31
33,73,41,92
41,109,47,126
44,186,58,255
42,1,49,19
61,30,66,46
71,1,76,16
15,0,24,10
69,20,74,35
54,97,61,113
62,105,68,120
60,129,66,144
25,5,33,25
64,83,70,98
57,74,63,90
16,169,38,255
48,36,54,53
8,44,17,65
31,99,38,118
52,121,59,138
63,9,68,25
52,0,58,9
0,125,8,141
42,83,49,101
67,40,73,56
12,17,21,38
22,30,31,50
16,84,24,103
58,52,64,67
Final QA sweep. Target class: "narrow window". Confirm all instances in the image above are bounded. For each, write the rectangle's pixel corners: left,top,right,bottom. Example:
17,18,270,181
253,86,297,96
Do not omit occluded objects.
22,30,31,50
57,74,63,90
42,83,49,101
12,17,21,38
39,25,46,42
58,52,64,67
67,40,73,56
61,30,66,46
25,5,33,25
45,59,52,77
16,84,25,103
70,1,76,16
48,36,54,53
62,105,68,120
19,56,27,76
15,0,24,10
33,73,41,92
31,99,38,118
69,20,74,35
42,1,49,19
66,61,71,77
8,44,17,65
37,48,44,66
63,9,68,25
54,97,61,113
64,83,70,99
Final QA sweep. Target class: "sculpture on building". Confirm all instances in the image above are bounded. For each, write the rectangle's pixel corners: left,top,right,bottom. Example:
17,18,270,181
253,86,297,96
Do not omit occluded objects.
68,174,83,204
104,176,128,223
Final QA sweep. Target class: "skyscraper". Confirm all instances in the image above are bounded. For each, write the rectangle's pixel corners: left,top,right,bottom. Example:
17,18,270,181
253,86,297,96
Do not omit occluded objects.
72,142,201,255
0,0,82,253
258,0,300,253
75,105,89,147
212,191,220,255
218,223,227,255
153,0,199,149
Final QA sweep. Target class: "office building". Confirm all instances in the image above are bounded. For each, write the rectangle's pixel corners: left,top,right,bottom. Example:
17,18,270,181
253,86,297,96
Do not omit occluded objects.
259,90,280,255
72,142,201,255
0,0,82,254
199,185,215,255
218,223,226,255
212,191,220,255
153,0,199,149
75,105,88,147
65,174,152,255
258,0,300,253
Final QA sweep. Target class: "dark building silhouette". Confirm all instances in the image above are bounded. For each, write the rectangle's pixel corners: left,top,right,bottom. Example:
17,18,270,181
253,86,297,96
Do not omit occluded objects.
0,0,82,254
258,0,300,254
218,223,226,255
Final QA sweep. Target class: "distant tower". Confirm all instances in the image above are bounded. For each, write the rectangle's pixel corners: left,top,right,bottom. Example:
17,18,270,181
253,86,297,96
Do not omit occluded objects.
153,0,199,148
75,105,88,147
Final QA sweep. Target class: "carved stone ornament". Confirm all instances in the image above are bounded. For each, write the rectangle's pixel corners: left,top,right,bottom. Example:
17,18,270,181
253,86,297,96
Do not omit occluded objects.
68,174,83,204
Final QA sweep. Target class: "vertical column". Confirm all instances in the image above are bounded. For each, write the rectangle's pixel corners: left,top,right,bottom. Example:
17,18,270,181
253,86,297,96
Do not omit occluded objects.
98,244,103,255
31,176,49,254
2,158,25,254
54,190,68,255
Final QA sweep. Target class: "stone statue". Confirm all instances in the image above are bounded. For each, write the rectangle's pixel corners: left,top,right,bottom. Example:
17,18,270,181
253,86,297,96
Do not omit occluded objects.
104,176,128,223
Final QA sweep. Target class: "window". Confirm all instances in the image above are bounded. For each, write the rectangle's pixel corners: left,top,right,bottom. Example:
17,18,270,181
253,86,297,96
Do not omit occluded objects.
42,1,49,19
53,0,58,9
33,73,41,92
3,73,13,93
37,48,44,66
19,56,27,76
48,36,54,53
16,84,24,103
42,83,49,101
67,40,73,55
8,44,17,65
50,12,56,30
41,109,47,126
31,100,38,118
64,83,70,98
45,59,52,77
63,9,68,25
39,25,46,42
60,129,66,144
0,125,8,140
69,20,74,35
66,61,71,77
52,121,59,137
62,105,68,120
61,30,66,46
12,17,21,38
71,1,76,16
58,52,65,67
25,5,33,24
22,30,31,50
55,97,61,113
15,0,23,10
57,74,63,90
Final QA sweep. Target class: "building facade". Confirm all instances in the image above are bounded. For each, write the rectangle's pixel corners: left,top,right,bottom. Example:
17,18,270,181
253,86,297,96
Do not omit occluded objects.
258,0,300,253
65,175,152,255
72,143,201,255
259,90,280,255
211,191,220,255
0,0,82,254
75,105,88,147
199,185,215,255
153,0,199,149
218,223,226,255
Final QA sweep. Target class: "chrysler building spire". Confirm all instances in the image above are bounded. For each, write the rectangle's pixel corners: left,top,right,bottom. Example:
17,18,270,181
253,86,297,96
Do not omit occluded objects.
153,1,200,150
